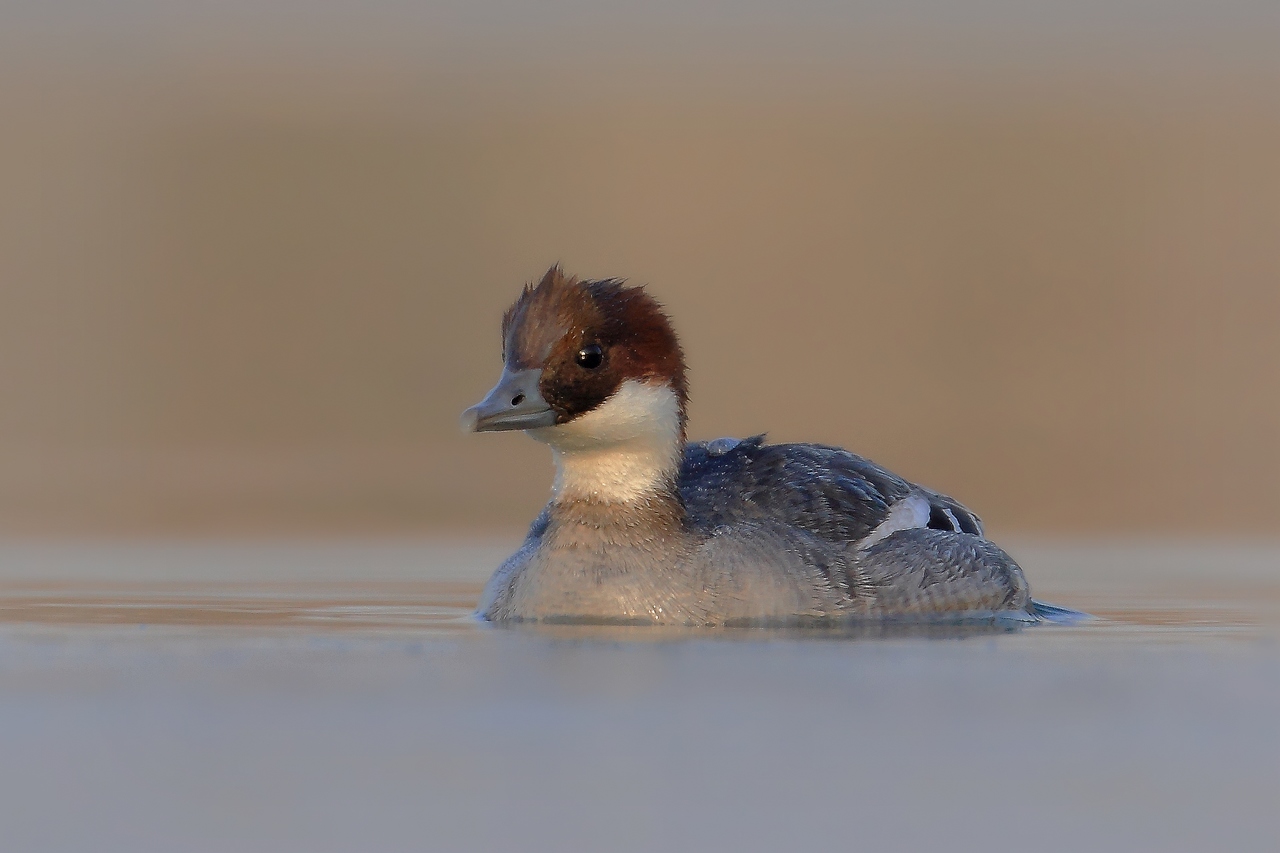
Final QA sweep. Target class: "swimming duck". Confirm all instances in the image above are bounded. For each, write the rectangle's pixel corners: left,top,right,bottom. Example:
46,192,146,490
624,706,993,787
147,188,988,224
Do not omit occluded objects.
462,266,1048,626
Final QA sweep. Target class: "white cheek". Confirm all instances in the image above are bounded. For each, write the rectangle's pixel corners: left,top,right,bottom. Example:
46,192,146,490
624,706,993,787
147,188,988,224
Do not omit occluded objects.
528,380,682,451
527,380,683,503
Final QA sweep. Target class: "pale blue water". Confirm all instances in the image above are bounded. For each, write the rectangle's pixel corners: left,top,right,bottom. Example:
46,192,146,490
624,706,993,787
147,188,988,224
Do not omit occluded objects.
0,541,1276,853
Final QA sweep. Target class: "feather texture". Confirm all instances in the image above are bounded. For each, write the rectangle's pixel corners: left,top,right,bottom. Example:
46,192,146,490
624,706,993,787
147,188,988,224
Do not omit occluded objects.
479,436,1039,624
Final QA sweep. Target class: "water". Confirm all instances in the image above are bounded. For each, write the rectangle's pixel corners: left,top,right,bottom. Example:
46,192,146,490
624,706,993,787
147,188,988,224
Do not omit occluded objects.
0,542,1276,853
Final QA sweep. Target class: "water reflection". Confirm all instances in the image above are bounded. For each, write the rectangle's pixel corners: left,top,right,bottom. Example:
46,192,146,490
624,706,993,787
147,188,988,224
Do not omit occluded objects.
0,577,1272,640
1,544,1276,852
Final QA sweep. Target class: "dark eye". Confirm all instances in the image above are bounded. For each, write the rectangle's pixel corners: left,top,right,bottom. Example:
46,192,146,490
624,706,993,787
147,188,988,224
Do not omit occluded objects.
575,344,603,369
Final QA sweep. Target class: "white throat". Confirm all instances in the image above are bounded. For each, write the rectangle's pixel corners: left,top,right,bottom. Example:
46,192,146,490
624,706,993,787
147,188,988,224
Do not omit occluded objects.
527,380,683,504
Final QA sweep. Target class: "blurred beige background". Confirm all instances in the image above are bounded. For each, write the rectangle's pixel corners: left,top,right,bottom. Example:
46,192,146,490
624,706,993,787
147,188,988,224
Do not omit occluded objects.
0,2,1276,536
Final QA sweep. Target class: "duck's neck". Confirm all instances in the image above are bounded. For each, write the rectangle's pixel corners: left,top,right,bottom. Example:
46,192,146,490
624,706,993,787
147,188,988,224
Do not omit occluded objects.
527,380,688,538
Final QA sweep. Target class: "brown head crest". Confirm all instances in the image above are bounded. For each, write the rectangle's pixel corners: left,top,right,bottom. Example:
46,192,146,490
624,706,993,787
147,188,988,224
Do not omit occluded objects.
501,265,688,435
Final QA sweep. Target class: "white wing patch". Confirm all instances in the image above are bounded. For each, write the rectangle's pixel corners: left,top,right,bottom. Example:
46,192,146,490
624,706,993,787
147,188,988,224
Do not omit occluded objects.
941,507,962,533
857,492,931,550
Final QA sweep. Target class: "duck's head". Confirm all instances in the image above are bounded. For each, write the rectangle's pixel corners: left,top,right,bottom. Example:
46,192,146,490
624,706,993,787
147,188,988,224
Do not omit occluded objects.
461,266,688,453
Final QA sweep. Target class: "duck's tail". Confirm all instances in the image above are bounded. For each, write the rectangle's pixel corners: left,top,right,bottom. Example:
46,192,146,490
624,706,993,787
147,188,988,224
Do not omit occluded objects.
1029,599,1091,624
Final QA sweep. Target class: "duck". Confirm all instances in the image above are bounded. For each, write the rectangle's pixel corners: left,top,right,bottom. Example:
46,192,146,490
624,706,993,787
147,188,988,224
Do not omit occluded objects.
461,265,1058,626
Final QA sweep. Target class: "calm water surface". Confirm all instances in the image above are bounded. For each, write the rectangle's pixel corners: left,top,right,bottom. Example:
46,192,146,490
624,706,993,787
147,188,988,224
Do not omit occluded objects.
0,541,1276,853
